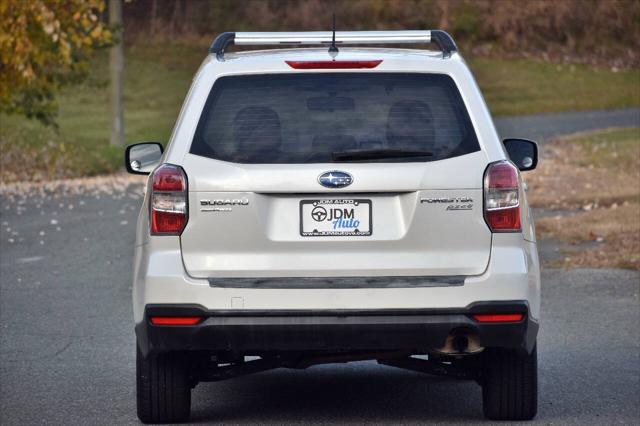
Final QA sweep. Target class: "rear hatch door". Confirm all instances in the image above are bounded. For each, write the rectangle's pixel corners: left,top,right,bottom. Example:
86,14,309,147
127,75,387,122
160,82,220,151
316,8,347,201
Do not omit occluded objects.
179,72,491,278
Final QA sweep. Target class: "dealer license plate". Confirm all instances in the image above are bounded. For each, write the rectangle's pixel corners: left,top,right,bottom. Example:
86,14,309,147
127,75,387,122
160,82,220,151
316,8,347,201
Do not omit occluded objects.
300,199,372,237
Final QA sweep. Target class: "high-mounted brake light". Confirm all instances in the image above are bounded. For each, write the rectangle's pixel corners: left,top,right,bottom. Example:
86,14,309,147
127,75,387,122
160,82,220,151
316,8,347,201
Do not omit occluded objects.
285,60,382,69
150,164,188,235
150,316,202,325
483,161,521,232
473,313,524,323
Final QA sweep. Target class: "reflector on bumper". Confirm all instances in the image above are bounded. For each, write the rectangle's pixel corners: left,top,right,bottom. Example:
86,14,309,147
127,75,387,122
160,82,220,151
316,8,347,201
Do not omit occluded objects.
473,313,524,323
150,317,202,325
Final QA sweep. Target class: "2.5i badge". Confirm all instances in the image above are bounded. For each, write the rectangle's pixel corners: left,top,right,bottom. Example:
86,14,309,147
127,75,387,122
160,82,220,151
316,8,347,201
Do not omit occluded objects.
300,199,372,237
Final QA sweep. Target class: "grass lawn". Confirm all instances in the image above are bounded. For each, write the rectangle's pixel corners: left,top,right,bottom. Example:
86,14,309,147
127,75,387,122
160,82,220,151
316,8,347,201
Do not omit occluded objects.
528,127,640,270
1,43,639,181
468,58,640,116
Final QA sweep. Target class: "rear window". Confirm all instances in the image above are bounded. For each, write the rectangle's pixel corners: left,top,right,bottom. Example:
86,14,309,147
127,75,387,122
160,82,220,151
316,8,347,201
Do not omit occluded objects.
190,73,479,163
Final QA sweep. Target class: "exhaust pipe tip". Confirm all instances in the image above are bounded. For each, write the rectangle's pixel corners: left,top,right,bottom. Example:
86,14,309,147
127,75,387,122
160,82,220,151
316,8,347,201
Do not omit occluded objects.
437,330,483,355
452,335,469,352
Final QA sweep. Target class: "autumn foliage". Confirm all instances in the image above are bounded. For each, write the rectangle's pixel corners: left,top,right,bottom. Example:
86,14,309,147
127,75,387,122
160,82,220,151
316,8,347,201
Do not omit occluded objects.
0,0,112,126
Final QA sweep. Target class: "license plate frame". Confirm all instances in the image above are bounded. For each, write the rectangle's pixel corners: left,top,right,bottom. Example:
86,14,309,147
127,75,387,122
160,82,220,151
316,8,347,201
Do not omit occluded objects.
299,199,372,237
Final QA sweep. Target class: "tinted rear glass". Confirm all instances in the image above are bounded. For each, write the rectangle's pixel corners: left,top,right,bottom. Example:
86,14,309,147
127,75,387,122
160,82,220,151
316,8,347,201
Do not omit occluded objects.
190,73,479,163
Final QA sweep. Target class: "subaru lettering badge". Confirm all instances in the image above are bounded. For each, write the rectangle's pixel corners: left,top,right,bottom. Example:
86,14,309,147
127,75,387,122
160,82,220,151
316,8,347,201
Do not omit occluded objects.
318,171,353,188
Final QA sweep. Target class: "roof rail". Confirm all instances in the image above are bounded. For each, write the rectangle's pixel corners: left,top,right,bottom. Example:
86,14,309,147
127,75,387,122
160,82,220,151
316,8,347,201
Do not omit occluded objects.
209,30,458,61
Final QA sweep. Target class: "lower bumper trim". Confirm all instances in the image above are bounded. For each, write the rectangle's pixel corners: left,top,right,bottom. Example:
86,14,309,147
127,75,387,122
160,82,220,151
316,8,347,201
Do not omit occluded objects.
136,301,538,357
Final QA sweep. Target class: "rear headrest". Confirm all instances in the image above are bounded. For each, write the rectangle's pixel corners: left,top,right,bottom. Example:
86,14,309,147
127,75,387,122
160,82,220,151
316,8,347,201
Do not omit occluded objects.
312,134,357,153
233,106,282,154
386,100,435,150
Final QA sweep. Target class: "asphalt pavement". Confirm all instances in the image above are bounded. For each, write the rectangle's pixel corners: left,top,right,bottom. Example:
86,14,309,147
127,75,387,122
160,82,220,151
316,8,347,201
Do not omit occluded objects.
1,108,639,424
494,107,640,142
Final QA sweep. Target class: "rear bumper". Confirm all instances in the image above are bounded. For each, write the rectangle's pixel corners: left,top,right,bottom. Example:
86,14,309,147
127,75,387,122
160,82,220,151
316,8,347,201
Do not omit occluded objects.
133,235,541,324
136,301,538,358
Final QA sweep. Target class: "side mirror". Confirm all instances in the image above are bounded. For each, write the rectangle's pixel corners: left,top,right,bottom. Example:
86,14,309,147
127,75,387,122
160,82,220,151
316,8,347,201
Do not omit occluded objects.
503,138,538,171
125,142,164,175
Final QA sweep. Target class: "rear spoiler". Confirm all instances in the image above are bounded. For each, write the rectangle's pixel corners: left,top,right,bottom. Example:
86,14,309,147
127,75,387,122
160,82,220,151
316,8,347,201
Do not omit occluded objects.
209,30,457,61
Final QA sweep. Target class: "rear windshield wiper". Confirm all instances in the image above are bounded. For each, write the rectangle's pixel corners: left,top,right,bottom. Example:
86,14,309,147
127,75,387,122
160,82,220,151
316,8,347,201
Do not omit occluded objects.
332,148,434,162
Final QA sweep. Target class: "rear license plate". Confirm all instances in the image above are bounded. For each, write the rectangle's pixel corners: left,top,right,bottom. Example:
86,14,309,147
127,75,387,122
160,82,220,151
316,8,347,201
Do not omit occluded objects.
300,199,372,237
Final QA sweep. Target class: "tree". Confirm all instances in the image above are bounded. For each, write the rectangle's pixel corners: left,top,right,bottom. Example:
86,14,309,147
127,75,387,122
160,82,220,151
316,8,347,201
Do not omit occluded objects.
0,0,112,127
109,0,123,146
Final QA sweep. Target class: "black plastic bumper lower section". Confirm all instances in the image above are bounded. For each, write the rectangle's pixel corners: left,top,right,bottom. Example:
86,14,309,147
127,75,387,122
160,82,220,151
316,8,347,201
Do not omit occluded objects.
136,301,538,358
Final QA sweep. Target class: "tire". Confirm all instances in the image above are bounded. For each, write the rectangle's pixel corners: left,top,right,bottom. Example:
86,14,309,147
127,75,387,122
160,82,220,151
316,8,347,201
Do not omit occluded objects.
137,347,192,423
481,345,537,421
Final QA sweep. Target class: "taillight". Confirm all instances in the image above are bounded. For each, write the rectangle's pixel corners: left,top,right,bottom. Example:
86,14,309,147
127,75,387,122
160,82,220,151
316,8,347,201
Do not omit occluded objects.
483,161,521,232
150,164,188,235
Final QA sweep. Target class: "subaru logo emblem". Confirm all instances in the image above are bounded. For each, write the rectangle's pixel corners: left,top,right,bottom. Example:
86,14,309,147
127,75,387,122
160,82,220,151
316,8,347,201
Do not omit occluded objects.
318,171,353,188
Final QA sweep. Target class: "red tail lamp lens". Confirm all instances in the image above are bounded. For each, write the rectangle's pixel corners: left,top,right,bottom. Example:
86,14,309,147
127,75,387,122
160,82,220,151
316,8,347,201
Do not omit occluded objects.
151,210,187,235
473,314,524,323
486,208,521,232
485,162,519,189
285,60,382,69
153,165,186,191
150,316,202,325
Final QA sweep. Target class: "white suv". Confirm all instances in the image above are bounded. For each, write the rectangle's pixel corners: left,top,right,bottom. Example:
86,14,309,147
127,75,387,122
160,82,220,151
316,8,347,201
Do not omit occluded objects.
126,30,540,423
